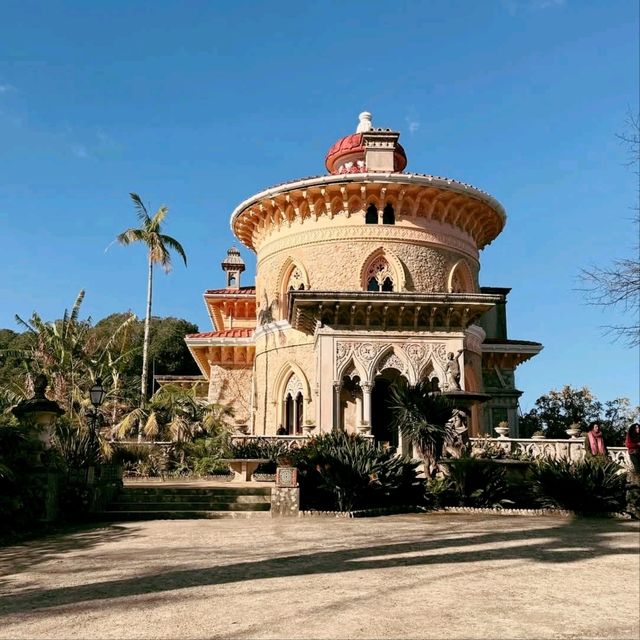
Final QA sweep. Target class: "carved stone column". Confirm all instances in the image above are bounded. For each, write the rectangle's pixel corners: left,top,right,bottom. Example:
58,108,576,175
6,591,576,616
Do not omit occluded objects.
361,382,373,431
333,381,342,430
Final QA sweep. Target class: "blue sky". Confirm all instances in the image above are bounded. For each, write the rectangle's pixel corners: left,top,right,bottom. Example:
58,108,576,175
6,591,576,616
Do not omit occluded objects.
0,0,638,411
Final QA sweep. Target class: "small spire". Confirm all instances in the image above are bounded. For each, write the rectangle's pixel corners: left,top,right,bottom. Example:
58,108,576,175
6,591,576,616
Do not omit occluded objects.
356,111,373,133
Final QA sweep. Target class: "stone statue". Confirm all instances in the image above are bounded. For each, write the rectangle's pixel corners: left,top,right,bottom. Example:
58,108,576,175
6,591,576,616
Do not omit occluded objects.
33,373,48,398
444,349,464,390
445,408,469,457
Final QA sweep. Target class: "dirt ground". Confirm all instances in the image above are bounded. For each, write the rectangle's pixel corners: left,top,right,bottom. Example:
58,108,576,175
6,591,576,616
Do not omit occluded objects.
0,513,638,640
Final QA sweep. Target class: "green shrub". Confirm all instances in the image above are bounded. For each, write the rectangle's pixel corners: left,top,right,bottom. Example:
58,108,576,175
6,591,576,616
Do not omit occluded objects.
192,458,231,476
530,457,627,514
294,431,423,512
254,460,277,474
437,458,513,508
228,439,289,461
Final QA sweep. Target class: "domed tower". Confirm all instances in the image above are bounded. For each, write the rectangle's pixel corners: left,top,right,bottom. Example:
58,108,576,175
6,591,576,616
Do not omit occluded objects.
191,113,542,440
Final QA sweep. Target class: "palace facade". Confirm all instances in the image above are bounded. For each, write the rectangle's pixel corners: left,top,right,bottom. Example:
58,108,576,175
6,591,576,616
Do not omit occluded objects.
185,113,542,442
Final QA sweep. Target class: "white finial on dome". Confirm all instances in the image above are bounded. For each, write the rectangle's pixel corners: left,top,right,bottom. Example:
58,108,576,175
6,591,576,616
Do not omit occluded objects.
356,111,373,133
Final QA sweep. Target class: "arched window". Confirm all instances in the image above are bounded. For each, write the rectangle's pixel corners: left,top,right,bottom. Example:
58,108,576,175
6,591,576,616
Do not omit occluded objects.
284,374,304,434
382,203,395,225
365,204,378,224
365,257,394,292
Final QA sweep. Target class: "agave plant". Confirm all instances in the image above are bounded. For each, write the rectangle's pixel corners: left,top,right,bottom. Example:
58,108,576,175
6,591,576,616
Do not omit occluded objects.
295,431,422,511
387,379,457,477
530,457,628,514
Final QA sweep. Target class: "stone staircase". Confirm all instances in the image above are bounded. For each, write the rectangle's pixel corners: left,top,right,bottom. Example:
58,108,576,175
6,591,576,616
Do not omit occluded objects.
96,484,272,520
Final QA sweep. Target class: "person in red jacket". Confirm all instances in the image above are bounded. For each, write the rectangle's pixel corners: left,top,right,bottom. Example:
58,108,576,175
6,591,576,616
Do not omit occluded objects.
624,422,640,474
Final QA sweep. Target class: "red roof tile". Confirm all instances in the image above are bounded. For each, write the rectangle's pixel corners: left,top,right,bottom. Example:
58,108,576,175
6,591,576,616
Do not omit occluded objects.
186,328,254,339
205,286,256,296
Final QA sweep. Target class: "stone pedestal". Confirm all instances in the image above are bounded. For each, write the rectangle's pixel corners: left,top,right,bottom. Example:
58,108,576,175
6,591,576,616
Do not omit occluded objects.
271,486,300,517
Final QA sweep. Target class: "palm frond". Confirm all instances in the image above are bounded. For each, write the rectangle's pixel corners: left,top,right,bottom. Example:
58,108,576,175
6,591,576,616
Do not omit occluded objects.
160,234,187,267
129,192,151,226
117,228,146,246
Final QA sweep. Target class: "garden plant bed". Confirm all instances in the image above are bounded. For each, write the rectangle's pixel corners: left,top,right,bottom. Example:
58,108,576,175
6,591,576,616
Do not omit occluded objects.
124,474,234,483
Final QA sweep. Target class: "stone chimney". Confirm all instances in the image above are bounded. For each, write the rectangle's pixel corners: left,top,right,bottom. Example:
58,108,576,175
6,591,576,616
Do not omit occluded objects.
362,128,401,173
221,246,245,289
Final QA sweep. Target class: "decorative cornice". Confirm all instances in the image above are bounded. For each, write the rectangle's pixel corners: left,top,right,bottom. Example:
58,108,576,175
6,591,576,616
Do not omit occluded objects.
230,174,506,252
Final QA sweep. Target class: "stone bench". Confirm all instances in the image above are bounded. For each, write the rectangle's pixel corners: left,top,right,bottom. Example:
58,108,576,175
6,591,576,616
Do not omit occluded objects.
219,458,271,482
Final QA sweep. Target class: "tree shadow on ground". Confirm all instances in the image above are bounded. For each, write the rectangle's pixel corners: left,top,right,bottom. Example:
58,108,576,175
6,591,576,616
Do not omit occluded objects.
0,523,142,587
0,515,637,616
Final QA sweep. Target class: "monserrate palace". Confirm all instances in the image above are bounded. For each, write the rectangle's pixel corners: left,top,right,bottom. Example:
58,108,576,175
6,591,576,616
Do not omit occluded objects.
182,113,542,446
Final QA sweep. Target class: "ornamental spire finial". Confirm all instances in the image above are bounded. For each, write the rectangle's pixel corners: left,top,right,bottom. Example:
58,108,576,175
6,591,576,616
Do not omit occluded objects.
356,111,372,133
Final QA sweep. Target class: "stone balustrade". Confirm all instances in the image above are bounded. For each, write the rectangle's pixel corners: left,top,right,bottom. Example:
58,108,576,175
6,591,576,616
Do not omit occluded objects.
469,437,629,466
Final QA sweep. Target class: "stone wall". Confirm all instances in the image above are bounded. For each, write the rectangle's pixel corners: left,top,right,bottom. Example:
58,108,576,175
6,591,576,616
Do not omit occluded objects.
208,365,253,426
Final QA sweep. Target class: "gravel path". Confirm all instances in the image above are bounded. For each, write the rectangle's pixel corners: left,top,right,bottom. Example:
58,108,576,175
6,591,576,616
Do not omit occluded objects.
0,513,638,639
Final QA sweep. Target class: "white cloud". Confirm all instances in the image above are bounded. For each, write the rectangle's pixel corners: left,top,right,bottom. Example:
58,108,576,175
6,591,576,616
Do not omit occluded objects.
0,84,16,94
405,116,420,135
71,144,91,159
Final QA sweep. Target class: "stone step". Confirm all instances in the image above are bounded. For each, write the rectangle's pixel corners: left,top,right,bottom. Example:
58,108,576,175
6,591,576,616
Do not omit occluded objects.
108,501,271,512
119,487,272,497
93,510,273,521
112,494,271,505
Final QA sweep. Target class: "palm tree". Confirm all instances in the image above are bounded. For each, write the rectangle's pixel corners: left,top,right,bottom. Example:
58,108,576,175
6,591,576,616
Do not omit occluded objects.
114,384,233,443
387,379,457,478
116,193,187,413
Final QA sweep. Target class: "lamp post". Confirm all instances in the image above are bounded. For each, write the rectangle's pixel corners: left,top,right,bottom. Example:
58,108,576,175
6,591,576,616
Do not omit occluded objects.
87,378,106,441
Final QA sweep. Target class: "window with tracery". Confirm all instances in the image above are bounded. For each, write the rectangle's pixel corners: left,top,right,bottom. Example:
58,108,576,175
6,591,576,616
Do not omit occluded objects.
365,204,378,224
287,267,306,291
365,257,394,292
382,203,395,225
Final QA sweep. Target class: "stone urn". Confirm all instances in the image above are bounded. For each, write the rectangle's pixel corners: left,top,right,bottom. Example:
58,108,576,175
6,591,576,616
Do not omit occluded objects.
302,424,316,436
12,374,64,449
531,432,546,441
494,421,510,439
565,424,581,439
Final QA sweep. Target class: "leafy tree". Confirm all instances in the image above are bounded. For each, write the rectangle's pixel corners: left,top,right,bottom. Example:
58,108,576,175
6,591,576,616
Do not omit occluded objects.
6,291,136,421
520,385,639,443
580,113,639,346
115,193,187,408
387,379,457,477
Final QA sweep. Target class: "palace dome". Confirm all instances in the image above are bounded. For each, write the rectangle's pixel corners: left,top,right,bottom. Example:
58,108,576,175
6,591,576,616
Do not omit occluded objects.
324,112,407,174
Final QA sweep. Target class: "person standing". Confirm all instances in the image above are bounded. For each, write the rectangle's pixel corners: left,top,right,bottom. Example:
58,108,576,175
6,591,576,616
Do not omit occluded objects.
584,421,608,457
624,423,640,474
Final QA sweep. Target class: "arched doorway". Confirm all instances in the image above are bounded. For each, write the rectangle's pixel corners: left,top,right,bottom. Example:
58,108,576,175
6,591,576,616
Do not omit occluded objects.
371,368,403,448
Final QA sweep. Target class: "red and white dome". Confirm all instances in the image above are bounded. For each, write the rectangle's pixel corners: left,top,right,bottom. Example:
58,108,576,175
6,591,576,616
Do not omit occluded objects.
324,112,407,174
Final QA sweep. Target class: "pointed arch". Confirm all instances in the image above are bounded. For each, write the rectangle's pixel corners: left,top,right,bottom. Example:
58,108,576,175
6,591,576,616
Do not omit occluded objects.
337,357,366,382
448,259,475,293
372,346,411,382
359,247,406,293
419,358,444,392
365,203,378,224
277,257,310,320
273,362,311,432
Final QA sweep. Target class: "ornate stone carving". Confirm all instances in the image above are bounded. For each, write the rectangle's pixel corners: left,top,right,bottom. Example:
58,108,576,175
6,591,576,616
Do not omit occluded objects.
430,342,448,365
403,343,427,364
376,351,406,375
284,374,303,399
257,224,478,265
358,342,378,361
